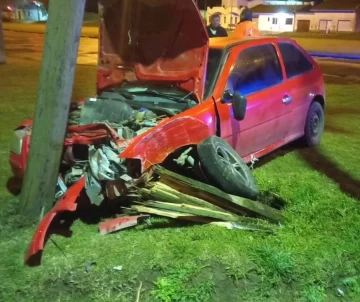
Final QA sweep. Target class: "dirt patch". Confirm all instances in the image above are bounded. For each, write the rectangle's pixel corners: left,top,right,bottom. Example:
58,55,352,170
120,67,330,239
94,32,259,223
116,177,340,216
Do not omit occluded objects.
137,269,161,290
192,261,239,302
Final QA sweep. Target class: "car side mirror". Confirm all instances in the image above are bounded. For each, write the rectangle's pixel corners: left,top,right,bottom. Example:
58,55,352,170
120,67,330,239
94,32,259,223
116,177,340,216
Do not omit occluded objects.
222,90,247,121
232,92,247,121
221,89,233,104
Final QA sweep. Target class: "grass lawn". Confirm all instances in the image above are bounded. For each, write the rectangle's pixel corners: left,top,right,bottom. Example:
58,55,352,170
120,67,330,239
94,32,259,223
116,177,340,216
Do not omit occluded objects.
1,58,360,302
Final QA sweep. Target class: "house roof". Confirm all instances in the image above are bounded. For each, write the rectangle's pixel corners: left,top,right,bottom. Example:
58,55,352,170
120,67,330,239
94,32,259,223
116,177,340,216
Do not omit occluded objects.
251,5,309,14
310,0,360,11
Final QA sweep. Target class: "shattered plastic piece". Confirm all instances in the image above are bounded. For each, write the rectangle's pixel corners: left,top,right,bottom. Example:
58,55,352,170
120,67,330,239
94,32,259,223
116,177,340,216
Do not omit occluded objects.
174,147,194,166
337,288,345,297
85,261,97,273
102,146,121,164
119,174,132,182
55,176,67,201
85,172,104,206
99,215,148,235
71,167,84,176
88,146,115,181
113,265,123,271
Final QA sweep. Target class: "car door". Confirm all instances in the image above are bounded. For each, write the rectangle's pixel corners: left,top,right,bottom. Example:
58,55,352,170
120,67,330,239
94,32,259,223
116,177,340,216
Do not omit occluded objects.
216,43,290,158
277,42,320,141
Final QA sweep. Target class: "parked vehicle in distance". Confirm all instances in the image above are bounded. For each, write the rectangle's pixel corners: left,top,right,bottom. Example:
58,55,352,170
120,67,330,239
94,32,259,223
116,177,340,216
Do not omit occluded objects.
9,0,325,201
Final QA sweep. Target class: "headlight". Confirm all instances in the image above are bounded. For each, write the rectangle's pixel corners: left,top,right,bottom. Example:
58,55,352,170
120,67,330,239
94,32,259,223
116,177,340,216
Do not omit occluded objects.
10,129,27,155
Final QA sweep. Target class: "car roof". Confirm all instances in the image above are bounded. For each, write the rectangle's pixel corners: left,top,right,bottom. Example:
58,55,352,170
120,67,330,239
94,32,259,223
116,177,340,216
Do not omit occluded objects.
209,36,295,49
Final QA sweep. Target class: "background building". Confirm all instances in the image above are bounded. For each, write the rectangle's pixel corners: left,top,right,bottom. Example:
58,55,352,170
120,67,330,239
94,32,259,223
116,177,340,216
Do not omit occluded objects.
294,0,360,32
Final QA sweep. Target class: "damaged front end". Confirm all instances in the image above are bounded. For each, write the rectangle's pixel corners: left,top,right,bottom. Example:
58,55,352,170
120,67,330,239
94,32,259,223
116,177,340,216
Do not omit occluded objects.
25,92,209,264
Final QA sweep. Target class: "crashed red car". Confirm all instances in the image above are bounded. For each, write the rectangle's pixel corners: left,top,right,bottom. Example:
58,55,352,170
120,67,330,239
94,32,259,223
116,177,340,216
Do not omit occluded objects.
8,0,325,263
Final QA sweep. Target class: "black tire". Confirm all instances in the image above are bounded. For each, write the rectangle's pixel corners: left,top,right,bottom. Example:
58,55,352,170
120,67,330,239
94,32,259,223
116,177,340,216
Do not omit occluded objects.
197,136,259,199
303,102,325,147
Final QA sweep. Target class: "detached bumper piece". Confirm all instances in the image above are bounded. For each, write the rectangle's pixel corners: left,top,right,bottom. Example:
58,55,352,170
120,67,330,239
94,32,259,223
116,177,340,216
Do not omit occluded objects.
24,177,86,266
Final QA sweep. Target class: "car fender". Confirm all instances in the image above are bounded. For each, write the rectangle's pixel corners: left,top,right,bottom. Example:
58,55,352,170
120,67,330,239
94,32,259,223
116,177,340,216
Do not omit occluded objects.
120,115,216,171
25,177,86,266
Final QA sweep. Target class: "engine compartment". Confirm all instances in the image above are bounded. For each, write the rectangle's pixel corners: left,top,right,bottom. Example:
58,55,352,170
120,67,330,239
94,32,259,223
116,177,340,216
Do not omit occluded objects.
58,91,197,203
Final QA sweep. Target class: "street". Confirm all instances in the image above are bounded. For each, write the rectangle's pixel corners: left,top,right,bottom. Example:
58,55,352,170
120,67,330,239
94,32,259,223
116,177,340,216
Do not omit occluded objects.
4,31,360,85
4,31,98,66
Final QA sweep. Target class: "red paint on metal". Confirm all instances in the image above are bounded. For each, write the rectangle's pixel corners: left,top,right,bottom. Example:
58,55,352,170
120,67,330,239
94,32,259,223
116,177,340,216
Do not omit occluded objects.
98,215,148,235
120,116,214,171
24,177,86,265
97,0,208,101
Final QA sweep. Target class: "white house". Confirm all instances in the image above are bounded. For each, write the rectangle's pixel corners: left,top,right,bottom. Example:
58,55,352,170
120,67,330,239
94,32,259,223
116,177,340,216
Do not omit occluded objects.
221,0,263,8
208,0,314,30
251,4,310,32
221,0,313,7
295,0,360,32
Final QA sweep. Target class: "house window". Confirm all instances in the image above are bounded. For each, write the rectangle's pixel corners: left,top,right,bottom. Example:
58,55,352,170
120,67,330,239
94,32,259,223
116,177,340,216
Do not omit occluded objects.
224,16,226,23
27,11,31,17
235,17,238,23
268,17,270,22
272,18,278,25
285,18,293,25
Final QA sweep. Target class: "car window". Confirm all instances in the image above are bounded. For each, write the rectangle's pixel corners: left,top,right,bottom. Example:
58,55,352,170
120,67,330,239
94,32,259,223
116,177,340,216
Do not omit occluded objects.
226,44,283,96
205,48,224,99
278,42,313,79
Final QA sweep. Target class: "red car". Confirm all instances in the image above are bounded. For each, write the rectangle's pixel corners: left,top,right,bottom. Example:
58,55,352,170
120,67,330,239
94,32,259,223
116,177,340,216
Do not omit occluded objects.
9,0,325,262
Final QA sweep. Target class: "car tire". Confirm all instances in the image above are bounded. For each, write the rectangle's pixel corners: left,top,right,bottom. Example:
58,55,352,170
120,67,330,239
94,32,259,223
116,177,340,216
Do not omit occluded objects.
197,136,259,200
303,101,325,147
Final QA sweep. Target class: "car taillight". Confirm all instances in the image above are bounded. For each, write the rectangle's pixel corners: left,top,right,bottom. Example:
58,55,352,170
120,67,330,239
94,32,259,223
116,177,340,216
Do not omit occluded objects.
10,128,29,155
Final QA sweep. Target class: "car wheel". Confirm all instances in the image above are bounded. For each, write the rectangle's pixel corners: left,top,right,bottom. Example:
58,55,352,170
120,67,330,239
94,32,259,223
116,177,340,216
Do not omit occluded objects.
303,102,325,147
197,136,259,200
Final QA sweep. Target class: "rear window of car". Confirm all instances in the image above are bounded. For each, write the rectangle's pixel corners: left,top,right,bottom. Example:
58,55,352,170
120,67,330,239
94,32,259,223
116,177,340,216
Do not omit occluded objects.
227,44,283,96
278,42,314,79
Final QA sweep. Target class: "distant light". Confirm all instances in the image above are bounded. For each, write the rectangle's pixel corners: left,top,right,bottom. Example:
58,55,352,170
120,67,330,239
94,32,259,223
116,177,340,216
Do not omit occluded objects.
6,6,13,11
276,12,288,16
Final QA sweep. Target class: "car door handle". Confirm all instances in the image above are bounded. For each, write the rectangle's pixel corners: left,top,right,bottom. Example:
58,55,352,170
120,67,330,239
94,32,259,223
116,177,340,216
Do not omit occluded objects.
282,95,292,104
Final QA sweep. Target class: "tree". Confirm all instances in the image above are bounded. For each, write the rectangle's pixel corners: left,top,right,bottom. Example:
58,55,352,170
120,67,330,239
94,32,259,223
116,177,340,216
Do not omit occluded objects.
20,0,86,219
0,18,5,64
0,0,6,64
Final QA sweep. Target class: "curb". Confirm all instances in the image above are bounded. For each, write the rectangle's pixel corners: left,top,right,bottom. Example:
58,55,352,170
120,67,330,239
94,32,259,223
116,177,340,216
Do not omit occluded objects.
309,52,360,60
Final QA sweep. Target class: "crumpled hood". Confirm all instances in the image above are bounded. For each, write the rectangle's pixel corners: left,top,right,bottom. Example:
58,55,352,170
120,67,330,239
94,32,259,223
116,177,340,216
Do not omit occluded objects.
97,0,209,101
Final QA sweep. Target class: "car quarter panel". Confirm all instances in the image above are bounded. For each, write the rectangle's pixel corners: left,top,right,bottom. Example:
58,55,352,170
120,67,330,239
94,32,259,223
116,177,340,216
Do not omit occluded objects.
119,100,217,171
276,40,325,141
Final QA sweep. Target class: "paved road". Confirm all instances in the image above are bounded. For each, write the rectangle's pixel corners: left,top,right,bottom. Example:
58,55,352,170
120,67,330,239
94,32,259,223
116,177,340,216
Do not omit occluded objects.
4,31,360,84
4,31,98,65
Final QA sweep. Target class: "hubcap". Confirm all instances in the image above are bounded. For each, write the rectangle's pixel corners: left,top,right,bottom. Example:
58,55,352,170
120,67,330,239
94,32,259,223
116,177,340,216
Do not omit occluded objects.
310,112,321,137
215,145,248,184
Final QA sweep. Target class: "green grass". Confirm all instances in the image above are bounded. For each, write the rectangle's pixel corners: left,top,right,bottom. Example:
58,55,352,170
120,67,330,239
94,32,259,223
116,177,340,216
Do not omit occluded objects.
1,58,360,301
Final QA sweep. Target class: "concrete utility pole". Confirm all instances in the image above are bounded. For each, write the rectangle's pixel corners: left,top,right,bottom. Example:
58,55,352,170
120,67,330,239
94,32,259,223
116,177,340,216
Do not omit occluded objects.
20,0,86,219
0,1,6,64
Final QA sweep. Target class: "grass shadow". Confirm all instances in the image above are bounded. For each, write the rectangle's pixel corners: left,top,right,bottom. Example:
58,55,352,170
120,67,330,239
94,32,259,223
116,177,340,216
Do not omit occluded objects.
298,147,360,200
6,176,22,196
